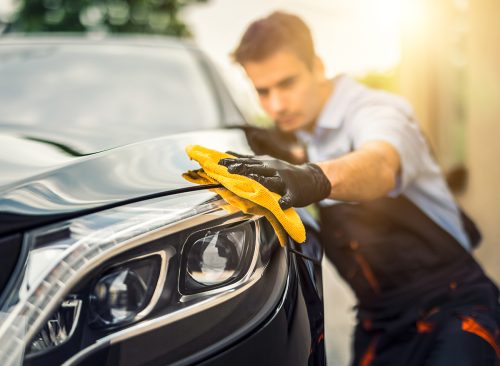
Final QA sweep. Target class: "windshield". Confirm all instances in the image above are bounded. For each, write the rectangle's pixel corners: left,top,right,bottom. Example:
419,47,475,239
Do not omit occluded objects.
0,42,221,146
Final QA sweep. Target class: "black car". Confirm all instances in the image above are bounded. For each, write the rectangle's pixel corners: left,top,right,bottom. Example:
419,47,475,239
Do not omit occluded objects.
0,36,325,365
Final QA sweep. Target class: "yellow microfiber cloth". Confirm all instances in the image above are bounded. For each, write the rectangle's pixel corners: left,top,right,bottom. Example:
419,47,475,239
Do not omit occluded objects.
183,145,306,246
183,169,289,245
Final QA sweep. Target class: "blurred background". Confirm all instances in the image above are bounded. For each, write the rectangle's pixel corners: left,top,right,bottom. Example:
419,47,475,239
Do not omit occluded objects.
1,0,499,364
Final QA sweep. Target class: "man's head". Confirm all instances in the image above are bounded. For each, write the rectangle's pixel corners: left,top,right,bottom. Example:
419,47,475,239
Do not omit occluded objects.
233,11,330,132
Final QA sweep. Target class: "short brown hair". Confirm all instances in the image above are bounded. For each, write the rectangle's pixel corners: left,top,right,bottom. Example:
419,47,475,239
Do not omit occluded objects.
232,11,315,68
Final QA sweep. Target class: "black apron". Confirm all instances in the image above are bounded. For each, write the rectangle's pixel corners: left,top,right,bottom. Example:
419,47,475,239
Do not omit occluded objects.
319,195,500,365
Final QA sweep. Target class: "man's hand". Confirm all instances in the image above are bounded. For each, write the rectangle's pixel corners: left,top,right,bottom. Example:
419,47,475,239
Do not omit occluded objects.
235,125,306,164
219,155,331,209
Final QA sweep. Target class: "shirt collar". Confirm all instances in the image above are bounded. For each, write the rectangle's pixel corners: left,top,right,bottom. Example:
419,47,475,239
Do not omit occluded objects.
316,74,353,131
296,74,353,142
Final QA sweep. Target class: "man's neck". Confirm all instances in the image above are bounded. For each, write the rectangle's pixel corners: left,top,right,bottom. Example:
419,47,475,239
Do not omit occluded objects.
302,77,336,133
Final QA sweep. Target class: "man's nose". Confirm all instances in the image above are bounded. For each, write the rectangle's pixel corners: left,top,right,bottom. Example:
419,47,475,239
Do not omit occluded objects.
268,89,286,114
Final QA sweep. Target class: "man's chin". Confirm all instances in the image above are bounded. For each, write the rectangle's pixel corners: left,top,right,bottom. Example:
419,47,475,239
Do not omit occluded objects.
276,119,301,133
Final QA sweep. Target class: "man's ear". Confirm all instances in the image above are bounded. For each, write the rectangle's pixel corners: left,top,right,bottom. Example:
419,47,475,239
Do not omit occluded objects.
312,56,326,81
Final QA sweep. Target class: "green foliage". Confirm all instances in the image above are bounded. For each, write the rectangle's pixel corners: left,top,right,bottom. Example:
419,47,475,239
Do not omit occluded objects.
11,0,208,36
356,68,400,93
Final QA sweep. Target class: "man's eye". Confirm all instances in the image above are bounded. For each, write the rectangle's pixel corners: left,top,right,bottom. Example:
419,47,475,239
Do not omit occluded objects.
256,89,269,97
279,77,296,89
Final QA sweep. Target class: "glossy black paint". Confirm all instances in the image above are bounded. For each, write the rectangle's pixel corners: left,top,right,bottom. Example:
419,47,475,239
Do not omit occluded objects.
0,234,22,294
200,247,325,366
0,129,253,235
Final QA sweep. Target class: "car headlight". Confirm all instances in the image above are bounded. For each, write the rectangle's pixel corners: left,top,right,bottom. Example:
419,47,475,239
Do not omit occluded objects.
0,190,282,366
27,297,82,354
181,223,254,293
89,252,164,327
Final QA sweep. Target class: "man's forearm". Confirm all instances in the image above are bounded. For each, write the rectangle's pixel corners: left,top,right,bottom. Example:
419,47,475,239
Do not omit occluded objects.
316,141,400,202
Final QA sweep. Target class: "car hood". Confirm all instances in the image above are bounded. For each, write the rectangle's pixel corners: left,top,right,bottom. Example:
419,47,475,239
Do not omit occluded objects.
0,129,252,235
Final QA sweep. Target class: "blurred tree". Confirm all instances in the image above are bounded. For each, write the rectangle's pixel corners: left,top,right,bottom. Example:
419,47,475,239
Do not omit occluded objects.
357,68,400,93
10,0,208,37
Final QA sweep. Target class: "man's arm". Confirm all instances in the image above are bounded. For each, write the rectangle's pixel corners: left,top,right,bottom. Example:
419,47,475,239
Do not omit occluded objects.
317,140,401,202
219,140,401,209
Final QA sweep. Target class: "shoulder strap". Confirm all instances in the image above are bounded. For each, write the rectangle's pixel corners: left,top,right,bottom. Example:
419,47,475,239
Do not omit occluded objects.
459,208,482,249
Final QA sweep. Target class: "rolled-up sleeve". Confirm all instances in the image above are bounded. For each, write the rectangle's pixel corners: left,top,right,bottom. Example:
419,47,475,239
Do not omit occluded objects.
349,104,428,196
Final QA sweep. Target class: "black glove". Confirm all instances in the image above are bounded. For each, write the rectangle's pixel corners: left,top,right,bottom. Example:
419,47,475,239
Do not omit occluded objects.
230,125,306,164
219,155,331,210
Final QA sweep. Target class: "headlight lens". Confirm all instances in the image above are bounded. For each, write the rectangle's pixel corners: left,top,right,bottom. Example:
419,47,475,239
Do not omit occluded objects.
184,223,253,291
27,297,82,355
90,254,161,327
187,231,243,285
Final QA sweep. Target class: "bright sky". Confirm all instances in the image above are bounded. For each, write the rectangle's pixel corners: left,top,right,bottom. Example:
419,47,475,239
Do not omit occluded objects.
1,0,403,73
184,0,403,77
0,0,14,17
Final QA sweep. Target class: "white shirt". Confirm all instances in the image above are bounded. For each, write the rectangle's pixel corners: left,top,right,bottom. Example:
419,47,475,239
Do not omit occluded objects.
296,75,471,250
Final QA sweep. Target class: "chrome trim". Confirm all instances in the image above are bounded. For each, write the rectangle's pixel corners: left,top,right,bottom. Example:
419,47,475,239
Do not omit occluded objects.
179,217,261,303
26,298,82,357
133,250,171,323
92,249,174,327
273,241,292,318
62,218,279,366
62,298,82,343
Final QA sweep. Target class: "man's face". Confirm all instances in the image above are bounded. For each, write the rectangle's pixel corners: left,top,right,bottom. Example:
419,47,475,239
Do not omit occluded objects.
243,50,324,132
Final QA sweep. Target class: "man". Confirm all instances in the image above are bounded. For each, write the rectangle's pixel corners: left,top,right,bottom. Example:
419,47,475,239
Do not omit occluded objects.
220,11,500,366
